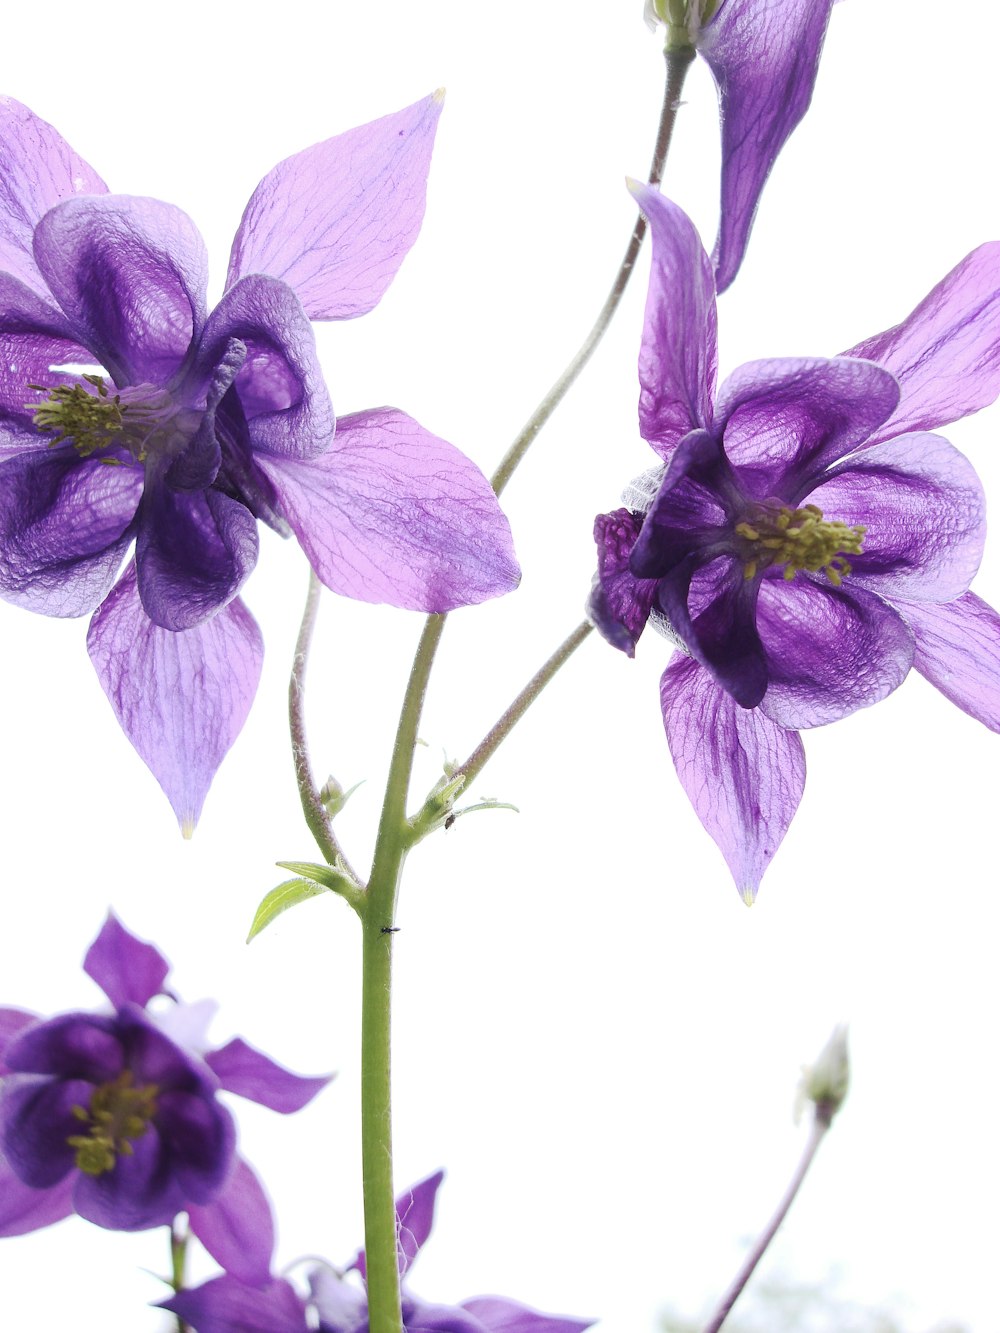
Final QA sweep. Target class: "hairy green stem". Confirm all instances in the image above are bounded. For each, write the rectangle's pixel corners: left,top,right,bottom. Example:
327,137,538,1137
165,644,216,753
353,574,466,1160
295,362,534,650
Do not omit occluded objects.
170,1223,190,1333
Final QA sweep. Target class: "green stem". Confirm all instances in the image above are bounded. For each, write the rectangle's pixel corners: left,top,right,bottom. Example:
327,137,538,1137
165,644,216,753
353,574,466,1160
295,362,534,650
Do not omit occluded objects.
169,1223,190,1333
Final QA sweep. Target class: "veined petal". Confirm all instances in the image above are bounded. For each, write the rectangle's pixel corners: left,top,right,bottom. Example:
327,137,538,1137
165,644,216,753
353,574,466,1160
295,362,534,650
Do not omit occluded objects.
0,1150,75,1237
459,1298,596,1332
260,409,520,612
32,195,208,385
0,274,88,455
87,569,264,834
82,913,171,1011
756,577,914,728
661,653,805,903
187,1156,276,1286
588,508,658,656
809,432,985,603
630,185,717,456
226,94,443,320
161,1276,309,1333
894,591,1000,732
700,0,835,292
843,243,1000,445
204,1037,332,1113
0,97,107,297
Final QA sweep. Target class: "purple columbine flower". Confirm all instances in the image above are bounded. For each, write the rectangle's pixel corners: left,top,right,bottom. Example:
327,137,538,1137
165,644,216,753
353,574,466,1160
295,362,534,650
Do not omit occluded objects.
591,184,1000,901
0,96,519,831
644,0,835,291
0,913,330,1282
161,1170,595,1332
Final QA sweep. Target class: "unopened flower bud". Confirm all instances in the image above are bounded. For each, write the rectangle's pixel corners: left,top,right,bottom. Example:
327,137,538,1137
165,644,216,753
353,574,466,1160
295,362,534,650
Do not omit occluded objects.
799,1025,850,1125
644,0,720,49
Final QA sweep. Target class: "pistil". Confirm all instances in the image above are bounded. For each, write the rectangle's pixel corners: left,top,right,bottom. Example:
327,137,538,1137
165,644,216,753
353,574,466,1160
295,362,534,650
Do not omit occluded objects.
734,503,866,586
67,1070,159,1176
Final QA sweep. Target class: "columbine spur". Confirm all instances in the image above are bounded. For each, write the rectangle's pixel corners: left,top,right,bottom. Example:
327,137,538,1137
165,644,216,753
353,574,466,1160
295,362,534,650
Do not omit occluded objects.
162,1169,595,1332
0,913,330,1282
590,184,1000,901
0,96,519,831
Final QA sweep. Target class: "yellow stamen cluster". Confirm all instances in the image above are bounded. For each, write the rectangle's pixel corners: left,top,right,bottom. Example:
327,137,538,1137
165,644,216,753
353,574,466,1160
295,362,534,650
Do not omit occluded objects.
67,1070,159,1176
734,503,866,587
28,374,161,465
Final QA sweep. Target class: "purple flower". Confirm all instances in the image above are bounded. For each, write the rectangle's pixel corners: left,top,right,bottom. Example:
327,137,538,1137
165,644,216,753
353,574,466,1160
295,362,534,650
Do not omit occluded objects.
645,0,835,290
0,913,330,1282
591,184,1000,900
0,96,519,831
161,1170,595,1332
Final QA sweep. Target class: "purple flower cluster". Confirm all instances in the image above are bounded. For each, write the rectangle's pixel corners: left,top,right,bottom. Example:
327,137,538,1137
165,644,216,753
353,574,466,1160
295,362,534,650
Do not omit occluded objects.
162,1170,594,1333
0,914,328,1282
591,186,1000,900
0,96,519,831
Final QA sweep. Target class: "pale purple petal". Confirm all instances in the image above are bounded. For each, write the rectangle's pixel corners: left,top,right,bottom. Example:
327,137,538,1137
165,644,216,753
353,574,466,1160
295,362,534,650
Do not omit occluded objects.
756,577,913,728
700,0,835,291
0,97,107,296
162,1276,309,1333
227,94,443,320
661,653,805,903
808,432,985,603
0,1010,38,1071
310,1268,370,1327
460,1297,596,1333
187,1156,276,1286
204,1036,332,1113
82,912,170,1010
87,569,263,834
843,243,1000,445
630,183,717,456
588,508,658,656
261,409,520,612
893,592,1000,731
32,195,208,384
0,1151,74,1237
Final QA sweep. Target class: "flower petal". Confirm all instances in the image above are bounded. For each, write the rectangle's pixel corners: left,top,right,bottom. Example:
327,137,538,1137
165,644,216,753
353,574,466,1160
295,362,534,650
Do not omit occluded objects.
0,1009,38,1072
187,1155,276,1286
226,94,443,320
82,912,171,1011
893,591,1000,731
629,185,717,456
755,576,914,728
260,409,520,611
203,1037,332,1113
87,569,264,834
808,432,985,603
4,1011,121,1082
161,1276,309,1333
843,243,1000,445
588,508,659,656
353,1169,445,1279
660,653,805,903
32,195,207,385
460,1297,596,1333
0,1074,92,1188
73,1121,182,1230
0,1149,75,1237
0,97,107,297
699,0,835,292
309,1268,370,1328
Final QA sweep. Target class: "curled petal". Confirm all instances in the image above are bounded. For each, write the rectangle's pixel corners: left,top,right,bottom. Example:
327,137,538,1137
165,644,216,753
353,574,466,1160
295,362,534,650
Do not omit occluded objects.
204,1037,332,1113
87,569,264,833
73,1122,182,1230
661,654,805,903
700,0,835,291
155,1089,235,1203
161,1276,309,1333
0,97,107,296
187,1156,276,1286
227,93,444,320
32,195,208,384
4,1011,121,1082
0,1010,39,1072
260,409,520,612
0,1150,75,1237
630,185,718,455
83,913,171,1011
843,243,1000,445
460,1297,597,1333
0,1075,90,1188
894,591,1000,732
588,508,658,656
0,275,90,456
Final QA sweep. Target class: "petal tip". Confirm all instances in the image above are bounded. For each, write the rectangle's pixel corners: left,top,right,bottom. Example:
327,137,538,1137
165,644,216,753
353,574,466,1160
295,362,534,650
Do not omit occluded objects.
740,885,757,907
180,815,197,840
432,87,446,104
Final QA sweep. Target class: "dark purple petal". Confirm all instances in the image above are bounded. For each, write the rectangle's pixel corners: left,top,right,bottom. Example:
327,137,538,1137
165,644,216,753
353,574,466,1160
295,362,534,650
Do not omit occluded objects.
203,1037,332,1113
0,1009,38,1072
630,184,717,456
629,430,730,580
588,509,659,656
187,1156,276,1286
714,357,900,496
32,195,207,385
843,243,1000,445
161,1276,309,1333
661,654,805,903
401,1298,488,1332
755,576,914,728
82,912,171,1010
893,592,1000,731
808,432,985,603
135,484,258,631
459,1297,596,1333
261,409,520,612
87,569,264,833
198,274,333,461
4,1011,122,1081
154,1089,235,1202
0,1074,91,1187
700,0,834,291
0,97,107,296
0,1149,75,1237
117,1002,214,1092
0,449,141,616
73,1121,183,1230
227,94,443,320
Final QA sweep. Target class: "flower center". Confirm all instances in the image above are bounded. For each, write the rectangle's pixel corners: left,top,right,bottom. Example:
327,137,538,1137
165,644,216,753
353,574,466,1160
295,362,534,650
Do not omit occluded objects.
66,1070,159,1176
733,503,866,587
28,374,192,466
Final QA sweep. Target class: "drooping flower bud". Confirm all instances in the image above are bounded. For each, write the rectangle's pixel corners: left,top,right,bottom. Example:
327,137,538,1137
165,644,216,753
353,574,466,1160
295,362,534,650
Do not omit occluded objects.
798,1025,850,1125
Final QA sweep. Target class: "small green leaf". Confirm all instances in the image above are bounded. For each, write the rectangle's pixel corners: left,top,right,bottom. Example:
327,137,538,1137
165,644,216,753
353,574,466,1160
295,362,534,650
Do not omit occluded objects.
276,859,352,892
247,879,328,942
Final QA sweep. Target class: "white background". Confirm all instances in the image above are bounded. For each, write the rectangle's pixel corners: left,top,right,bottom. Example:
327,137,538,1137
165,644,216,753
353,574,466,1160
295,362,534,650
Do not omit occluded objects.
0,2,998,1329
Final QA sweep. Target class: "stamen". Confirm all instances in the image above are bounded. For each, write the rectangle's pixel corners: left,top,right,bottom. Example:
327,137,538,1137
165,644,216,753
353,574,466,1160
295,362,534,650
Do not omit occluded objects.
734,503,866,586
67,1070,159,1176
27,375,176,465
